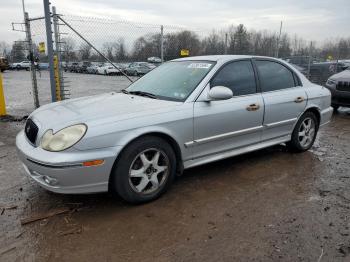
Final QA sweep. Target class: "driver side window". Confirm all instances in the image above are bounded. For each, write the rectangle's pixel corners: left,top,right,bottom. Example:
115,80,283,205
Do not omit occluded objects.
211,60,257,96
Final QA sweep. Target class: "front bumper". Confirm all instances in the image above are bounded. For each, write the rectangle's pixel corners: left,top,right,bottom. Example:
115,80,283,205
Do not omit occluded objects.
326,84,350,107
16,131,122,194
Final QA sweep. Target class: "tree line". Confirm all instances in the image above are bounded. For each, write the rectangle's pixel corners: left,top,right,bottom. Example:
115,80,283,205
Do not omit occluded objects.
1,24,350,63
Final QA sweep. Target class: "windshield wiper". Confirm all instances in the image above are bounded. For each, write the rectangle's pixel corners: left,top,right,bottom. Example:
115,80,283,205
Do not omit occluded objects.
127,90,158,99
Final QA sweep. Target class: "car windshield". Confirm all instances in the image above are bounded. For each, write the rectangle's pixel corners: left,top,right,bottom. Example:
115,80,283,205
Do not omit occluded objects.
126,61,215,101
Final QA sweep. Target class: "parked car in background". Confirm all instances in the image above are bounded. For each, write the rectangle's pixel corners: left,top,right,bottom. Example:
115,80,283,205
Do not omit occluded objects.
76,61,92,73
325,67,350,111
38,63,49,70
289,63,307,75
16,55,333,204
124,62,155,76
339,60,350,68
147,57,162,67
0,57,9,72
65,62,79,72
86,63,101,74
96,63,124,75
308,61,348,85
283,56,315,68
11,60,31,70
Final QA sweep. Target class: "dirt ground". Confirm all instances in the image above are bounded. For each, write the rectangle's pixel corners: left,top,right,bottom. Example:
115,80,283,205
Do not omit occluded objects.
1,71,350,261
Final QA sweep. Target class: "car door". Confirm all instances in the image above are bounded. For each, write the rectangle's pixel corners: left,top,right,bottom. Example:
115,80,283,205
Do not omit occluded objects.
254,59,307,141
192,60,264,159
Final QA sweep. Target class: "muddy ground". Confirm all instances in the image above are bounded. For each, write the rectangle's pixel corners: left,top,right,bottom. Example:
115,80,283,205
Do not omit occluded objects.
1,71,350,261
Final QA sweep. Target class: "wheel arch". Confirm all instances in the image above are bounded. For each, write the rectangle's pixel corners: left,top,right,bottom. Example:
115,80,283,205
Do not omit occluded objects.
303,106,321,127
108,131,184,192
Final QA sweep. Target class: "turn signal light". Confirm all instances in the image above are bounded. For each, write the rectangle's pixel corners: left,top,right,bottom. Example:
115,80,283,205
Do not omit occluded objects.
83,159,104,167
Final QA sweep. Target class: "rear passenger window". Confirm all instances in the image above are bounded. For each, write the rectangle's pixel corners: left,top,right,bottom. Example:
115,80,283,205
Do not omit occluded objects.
255,60,296,92
211,60,256,96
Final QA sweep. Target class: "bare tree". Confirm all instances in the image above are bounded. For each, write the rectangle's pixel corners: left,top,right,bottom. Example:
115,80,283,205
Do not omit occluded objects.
61,37,76,62
0,41,11,57
79,43,92,60
10,40,26,62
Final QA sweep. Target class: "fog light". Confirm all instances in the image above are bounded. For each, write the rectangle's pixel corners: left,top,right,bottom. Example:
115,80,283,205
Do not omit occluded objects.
42,176,58,186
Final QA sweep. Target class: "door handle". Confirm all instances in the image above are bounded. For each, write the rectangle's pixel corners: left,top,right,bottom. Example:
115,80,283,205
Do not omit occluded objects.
246,103,260,111
294,96,305,103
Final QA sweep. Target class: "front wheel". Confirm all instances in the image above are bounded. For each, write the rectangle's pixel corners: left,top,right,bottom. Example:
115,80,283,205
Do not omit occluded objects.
110,136,176,204
287,112,318,152
332,104,339,112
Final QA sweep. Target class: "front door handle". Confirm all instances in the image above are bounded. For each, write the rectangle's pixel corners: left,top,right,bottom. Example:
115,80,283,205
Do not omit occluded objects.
246,103,260,111
294,96,305,103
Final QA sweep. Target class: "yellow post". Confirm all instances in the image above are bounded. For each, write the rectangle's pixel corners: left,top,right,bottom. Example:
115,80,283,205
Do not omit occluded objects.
0,72,6,116
53,55,61,101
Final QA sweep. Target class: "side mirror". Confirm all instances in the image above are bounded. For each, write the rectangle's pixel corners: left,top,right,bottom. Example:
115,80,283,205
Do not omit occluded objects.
208,86,233,101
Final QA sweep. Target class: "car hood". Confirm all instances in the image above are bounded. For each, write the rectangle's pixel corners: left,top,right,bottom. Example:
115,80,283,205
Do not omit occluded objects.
330,70,350,82
31,92,182,131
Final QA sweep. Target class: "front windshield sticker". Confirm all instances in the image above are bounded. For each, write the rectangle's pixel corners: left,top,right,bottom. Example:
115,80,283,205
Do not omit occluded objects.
187,63,212,69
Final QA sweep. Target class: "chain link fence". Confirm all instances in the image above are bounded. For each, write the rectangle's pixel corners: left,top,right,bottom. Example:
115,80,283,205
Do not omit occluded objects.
6,6,349,114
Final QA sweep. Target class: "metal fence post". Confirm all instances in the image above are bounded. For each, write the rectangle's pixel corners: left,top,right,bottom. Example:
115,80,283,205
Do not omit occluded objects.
160,25,164,63
52,6,64,100
24,12,40,108
43,0,57,102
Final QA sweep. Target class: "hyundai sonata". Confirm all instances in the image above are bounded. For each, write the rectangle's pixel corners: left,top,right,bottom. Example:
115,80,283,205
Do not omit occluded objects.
16,55,333,203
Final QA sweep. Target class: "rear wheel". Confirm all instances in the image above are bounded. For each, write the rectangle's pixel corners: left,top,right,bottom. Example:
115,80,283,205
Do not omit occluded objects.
287,112,318,152
111,136,176,204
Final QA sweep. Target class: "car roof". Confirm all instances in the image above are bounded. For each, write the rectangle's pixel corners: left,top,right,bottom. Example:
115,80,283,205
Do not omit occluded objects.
172,55,281,63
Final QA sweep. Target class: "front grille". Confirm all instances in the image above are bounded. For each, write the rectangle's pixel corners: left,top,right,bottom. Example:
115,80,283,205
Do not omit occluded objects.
336,81,350,92
25,118,39,145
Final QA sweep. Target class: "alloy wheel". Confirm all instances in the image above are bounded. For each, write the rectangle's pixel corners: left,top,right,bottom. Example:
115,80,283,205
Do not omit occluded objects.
298,117,316,148
128,148,169,194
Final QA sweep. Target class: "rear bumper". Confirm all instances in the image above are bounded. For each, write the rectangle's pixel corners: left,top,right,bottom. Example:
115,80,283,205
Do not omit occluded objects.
16,130,122,194
320,107,333,127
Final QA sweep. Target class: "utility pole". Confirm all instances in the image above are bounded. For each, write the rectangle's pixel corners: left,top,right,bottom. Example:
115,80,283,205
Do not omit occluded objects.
43,0,57,102
21,0,26,22
307,41,313,79
224,33,228,54
160,25,164,63
24,12,40,108
276,21,283,58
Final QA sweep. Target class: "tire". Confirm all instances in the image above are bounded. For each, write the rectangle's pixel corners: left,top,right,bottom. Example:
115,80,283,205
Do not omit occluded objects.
287,112,319,152
332,104,339,112
16,65,21,70
133,71,138,76
110,136,176,204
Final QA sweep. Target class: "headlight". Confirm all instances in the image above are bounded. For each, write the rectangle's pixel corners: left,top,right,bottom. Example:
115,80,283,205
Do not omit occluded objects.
41,124,87,152
326,79,336,85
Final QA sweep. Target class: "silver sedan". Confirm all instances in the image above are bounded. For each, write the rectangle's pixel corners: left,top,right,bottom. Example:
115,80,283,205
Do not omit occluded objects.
16,55,333,203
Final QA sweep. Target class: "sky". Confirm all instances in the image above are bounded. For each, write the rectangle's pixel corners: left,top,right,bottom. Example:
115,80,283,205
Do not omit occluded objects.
0,0,349,45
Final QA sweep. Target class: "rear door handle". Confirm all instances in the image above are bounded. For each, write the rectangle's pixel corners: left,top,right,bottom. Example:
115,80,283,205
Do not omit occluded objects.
294,96,305,103
246,103,260,111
